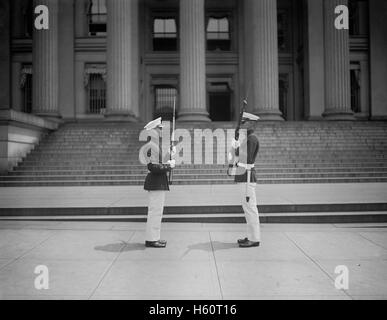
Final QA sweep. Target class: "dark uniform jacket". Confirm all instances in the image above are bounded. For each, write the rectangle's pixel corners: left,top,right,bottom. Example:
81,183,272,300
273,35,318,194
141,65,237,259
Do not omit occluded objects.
234,130,259,183
144,143,172,191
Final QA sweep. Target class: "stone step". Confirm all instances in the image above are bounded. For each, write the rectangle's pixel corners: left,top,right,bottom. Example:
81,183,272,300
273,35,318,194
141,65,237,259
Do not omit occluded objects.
43,133,387,137
3,170,387,181
25,149,387,155
17,160,387,167
22,157,387,163
3,121,387,186
1,176,387,187
13,164,387,173
9,167,387,175
40,139,387,145
32,145,387,151
39,138,387,143
2,211,387,223
26,152,386,158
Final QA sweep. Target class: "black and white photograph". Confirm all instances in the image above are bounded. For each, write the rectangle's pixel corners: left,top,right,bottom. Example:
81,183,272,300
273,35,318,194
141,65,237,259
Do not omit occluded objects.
0,0,387,304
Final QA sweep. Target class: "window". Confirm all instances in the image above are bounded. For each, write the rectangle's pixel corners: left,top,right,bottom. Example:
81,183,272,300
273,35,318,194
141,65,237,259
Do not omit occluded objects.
154,86,178,121
20,65,32,114
206,16,231,51
279,74,289,120
349,0,369,36
153,17,178,51
277,10,292,52
23,0,33,37
350,65,361,113
84,66,107,114
87,0,107,36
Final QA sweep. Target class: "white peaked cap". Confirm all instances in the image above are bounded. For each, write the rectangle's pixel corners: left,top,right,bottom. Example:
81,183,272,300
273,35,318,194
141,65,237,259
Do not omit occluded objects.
144,117,164,130
242,112,260,121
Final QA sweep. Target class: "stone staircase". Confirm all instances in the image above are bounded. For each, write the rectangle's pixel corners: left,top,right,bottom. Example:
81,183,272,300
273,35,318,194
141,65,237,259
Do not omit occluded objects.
1,121,387,187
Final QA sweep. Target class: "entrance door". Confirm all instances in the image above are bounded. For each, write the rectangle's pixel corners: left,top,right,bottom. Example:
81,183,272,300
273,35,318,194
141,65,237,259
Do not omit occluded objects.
209,92,231,121
208,81,232,121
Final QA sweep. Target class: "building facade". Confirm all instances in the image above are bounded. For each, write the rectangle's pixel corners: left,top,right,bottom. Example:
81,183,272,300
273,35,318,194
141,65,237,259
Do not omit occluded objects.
2,0,386,124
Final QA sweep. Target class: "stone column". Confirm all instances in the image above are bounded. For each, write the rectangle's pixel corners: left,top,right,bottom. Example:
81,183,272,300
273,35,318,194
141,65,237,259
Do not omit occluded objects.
58,0,75,119
32,0,60,119
131,0,139,118
369,0,387,119
179,0,210,122
105,0,138,121
305,0,325,120
247,0,283,120
0,0,11,110
323,0,354,120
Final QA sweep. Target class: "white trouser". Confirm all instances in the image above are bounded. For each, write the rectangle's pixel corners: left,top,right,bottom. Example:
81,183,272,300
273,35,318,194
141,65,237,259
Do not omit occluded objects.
146,191,166,242
238,183,261,242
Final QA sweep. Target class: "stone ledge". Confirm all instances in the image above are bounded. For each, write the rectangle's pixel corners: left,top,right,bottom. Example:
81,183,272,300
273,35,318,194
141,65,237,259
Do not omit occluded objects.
0,109,59,131
0,110,59,172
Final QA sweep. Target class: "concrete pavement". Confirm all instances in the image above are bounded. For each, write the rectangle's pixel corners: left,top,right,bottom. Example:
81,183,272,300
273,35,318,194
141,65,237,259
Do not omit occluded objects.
0,221,387,300
1,183,386,208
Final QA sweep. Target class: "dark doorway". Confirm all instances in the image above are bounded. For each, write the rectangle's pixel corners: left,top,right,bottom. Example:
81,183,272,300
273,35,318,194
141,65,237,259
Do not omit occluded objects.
208,81,232,121
209,92,231,121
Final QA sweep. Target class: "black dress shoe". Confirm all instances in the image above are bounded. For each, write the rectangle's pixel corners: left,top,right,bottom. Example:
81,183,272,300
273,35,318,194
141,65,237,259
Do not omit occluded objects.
237,237,249,244
239,240,260,248
145,240,167,248
158,239,167,245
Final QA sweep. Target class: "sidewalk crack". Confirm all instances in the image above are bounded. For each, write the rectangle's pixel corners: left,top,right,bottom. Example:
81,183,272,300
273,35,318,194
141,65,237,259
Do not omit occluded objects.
209,231,224,300
87,231,136,300
0,231,55,272
284,232,353,300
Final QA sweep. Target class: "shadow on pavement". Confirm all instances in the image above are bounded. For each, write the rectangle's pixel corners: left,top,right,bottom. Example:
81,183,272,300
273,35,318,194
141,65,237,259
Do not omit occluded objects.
181,241,237,258
94,241,146,252
95,241,237,256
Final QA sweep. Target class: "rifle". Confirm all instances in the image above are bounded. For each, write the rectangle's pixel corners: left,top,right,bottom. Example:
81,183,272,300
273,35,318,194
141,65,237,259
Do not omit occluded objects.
227,99,248,176
168,97,176,184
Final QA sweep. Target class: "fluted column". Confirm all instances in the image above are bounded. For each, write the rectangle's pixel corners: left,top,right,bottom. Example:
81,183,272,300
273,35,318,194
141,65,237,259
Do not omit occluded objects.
179,0,210,122
0,0,11,110
246,0,283,121
32,0,60,119
106,0,138,121
323,0,354,120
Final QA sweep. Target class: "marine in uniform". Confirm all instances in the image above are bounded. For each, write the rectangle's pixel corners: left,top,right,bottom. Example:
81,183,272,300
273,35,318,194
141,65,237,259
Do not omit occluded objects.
230,116,261,248
143,117,175,248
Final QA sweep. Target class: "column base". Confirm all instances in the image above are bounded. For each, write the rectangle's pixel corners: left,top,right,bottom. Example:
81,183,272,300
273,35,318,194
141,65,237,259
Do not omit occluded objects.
178,110,211,122
322,109,355,120
104,111,138,122
255,109,284,121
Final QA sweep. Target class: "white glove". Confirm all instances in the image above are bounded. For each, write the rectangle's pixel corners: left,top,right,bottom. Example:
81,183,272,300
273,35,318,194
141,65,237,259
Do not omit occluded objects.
167,159,176,168
231,139,241,149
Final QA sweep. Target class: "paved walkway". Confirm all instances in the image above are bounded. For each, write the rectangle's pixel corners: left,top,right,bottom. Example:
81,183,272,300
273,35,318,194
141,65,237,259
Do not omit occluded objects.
1,221,387,300
0,183,386,208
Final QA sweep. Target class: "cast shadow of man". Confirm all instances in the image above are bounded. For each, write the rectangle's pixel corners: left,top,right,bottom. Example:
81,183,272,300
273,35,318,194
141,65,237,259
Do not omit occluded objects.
94,241,146,253
181,241,237,258
94,240,237,256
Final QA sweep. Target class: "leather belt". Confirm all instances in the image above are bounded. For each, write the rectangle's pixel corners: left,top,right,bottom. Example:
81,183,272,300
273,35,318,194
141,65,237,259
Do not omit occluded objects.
237,163,255,170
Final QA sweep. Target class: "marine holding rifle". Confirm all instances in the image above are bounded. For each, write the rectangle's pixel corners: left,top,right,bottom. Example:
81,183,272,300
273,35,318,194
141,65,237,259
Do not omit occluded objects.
143,117,176,248
228,101,261,248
